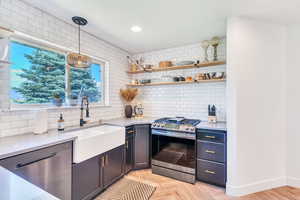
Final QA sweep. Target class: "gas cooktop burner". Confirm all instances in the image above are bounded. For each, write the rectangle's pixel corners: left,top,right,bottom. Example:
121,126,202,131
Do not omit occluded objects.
152,117,201,133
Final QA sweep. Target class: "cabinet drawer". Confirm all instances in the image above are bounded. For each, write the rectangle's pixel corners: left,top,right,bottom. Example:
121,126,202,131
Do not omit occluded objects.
197,159,226,186
197,130,225,143
197,141,225,163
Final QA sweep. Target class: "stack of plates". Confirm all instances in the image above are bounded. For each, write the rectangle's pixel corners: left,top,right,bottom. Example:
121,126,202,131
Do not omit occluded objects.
175,61,195,66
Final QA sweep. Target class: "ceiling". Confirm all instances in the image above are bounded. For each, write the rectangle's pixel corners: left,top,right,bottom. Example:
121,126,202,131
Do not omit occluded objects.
25,0,300,54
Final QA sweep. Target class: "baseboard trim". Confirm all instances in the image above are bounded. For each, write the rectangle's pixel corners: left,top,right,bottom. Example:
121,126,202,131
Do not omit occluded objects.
226,177,287,196
287,177,300,188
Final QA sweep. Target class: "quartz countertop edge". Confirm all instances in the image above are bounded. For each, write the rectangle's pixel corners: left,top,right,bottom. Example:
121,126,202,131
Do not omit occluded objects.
103,117,157,127
0,132,76,160
103,117,227,131
196,121,227,131
0,166,59,200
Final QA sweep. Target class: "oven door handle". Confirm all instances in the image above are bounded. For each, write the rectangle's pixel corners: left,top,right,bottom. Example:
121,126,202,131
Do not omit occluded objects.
152,129,195,140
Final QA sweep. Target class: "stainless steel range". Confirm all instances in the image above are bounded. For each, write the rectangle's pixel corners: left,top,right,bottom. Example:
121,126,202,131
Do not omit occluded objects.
151,117,200,183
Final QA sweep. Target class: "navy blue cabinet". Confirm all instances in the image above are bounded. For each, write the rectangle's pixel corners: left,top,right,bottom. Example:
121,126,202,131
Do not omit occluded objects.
125,126,135,174
72,155,103,200
134,125,151,169
196,129,226,187
103,145,125,188
197,141,225,163
72,145,124,200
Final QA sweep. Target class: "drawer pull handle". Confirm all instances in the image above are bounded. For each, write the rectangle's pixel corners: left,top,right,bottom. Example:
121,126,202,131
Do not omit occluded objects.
205,170,216,175
126,141,129,149
16,153,57,169
205,135,216,139
127,130,134,134
105,154,109,165
101,157,105,167
205,150,216,154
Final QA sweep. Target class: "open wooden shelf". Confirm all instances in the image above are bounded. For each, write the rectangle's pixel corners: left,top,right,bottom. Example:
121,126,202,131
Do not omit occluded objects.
127,60,226,74
127,79,226,87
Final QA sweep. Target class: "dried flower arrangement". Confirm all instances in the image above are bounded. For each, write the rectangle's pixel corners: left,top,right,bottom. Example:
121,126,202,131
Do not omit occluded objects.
120,88,138,103
120,88,139,118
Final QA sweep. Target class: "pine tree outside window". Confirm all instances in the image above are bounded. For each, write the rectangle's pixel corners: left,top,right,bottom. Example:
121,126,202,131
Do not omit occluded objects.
10,41,105,106
68,64,103,103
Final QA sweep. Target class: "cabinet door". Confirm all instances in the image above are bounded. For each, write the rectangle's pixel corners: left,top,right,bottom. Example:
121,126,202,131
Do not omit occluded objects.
72,155,103,200
134,125,150,169
103,145,124,188
125,136,134,174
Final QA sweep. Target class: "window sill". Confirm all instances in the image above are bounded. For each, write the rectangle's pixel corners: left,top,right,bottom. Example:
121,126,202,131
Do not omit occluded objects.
8,103,111,112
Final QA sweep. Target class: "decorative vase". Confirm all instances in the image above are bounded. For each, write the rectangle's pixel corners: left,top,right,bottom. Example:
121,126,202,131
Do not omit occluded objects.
201,40,210,62
210,36,221,61
212,44,219,61
125,105,133,118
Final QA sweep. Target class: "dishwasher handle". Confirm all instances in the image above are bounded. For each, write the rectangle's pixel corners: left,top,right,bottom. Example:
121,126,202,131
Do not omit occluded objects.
16,153,57,169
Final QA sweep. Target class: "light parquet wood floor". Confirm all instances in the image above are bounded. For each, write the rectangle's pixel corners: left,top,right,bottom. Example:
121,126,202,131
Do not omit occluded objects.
125,169,300,200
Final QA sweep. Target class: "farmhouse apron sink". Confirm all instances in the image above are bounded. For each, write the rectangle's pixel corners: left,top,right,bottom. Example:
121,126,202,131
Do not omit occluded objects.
69,125,125,163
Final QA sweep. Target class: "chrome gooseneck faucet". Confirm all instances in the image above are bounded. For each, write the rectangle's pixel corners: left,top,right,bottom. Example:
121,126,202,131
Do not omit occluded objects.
80,96,89,127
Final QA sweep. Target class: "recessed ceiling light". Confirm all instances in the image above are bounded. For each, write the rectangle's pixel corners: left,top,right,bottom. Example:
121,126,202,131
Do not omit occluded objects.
131,26,142,33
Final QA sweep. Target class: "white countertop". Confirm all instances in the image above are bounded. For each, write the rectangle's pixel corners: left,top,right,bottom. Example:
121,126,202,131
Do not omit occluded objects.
103,117,227,131
196,121,227,131
0,123,112,160
0,131,76,160
0,166,59,200
103,117,157,127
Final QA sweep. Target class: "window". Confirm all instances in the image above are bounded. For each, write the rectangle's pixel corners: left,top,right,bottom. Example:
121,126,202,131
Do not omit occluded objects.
10,41,66,104
69,63,103,103
10,41,106,106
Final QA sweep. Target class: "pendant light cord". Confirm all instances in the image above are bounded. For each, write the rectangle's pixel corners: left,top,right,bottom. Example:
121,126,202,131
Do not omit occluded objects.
78,25,81,54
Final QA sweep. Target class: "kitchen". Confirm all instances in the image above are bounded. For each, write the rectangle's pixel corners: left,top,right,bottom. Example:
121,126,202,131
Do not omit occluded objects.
0,0,299,200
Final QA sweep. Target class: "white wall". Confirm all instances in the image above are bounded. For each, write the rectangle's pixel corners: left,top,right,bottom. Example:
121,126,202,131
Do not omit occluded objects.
132,42,226,121
226,17,287,196
286,25,300,188
0,0,130,137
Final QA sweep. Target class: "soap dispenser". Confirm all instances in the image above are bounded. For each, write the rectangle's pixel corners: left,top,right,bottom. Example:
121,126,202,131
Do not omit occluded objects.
58,113,65,131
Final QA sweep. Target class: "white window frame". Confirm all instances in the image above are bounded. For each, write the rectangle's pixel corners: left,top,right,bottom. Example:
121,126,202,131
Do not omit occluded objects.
8,31,110,110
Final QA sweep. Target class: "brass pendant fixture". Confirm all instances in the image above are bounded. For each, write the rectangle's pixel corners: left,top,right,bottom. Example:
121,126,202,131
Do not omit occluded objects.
67,16,91,68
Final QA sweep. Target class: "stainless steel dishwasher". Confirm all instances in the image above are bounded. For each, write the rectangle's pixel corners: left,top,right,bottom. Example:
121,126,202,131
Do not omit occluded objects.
0,142,72,200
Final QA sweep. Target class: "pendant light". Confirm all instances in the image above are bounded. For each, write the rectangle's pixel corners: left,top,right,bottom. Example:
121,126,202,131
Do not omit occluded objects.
67,16,91,68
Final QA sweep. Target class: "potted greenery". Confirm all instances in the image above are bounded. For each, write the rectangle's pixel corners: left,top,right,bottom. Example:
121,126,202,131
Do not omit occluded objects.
120,88,138,118
69,94,78,106
52,93,63,107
